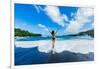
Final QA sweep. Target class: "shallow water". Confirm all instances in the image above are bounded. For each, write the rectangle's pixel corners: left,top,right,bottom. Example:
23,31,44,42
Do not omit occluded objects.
15,35,93,41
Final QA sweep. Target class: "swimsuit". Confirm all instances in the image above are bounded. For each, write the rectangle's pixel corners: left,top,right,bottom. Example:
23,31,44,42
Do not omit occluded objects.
52,37,55,40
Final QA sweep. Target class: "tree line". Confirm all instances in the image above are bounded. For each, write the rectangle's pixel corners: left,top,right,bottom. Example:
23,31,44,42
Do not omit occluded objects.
15,28,41,37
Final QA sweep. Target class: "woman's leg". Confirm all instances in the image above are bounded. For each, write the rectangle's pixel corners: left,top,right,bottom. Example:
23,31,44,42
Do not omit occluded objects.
52,39,56,54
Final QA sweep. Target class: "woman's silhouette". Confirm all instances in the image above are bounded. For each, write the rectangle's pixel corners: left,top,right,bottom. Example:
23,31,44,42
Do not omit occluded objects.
47,28,59,54
51,30,56,50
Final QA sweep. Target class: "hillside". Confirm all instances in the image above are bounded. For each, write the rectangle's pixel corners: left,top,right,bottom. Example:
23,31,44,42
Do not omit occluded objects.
68,29,94,37
15,28,42,37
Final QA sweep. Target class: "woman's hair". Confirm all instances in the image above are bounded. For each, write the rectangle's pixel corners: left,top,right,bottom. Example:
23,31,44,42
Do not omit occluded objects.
51,30,55,34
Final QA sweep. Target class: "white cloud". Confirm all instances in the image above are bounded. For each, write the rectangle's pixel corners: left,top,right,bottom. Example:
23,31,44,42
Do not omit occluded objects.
66,7,94,34
33,5,43,13
34,5,41,13
33,5,69,27
38,24,45,28
71,13,74,17
66,20,81,34
33,6,94,34
38,24,48,31
44,6,68,27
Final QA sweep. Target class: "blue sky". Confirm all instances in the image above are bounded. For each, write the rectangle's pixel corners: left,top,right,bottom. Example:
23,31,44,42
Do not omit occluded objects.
15,3,94,36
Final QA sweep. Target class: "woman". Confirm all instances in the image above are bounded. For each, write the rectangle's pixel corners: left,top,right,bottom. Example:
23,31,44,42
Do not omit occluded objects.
47,28,59,54
51,30,56,49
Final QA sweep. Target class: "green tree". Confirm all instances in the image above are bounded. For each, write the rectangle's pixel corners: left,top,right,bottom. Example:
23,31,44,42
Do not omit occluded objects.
15,28,41,37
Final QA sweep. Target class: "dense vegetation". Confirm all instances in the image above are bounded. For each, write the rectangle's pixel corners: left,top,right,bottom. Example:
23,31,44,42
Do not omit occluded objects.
15,28,41,37
78,29,94,37
68,29,94,37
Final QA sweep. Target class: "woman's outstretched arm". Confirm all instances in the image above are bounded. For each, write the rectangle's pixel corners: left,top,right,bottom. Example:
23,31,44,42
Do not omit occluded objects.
47,27,52,35
55,28,60,34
